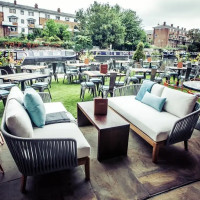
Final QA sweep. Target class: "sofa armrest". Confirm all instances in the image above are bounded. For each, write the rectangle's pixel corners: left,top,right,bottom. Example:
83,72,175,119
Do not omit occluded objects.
113,84,141,97
2,129,78,176
167,102,200,145
38,92,51,103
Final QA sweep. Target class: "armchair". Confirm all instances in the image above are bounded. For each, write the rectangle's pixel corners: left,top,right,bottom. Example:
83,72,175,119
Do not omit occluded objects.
1,90,90,192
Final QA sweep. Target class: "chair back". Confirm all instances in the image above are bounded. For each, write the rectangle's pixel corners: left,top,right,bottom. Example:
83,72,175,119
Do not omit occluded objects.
109,72,117,91
185,62,192,81
150,68,157,81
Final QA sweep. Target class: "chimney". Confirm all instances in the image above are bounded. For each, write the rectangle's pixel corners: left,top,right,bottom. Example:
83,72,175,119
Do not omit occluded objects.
57,8,61,13
177,26,179,29
14,0,17,5
35,3,38,9
171,24,173,27
163,22,166,26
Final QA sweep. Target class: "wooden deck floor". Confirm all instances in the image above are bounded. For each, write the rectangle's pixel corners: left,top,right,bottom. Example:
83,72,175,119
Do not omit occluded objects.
0,126,200,200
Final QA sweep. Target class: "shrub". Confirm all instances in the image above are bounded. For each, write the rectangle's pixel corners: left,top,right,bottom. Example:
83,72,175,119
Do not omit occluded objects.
133,42,145,61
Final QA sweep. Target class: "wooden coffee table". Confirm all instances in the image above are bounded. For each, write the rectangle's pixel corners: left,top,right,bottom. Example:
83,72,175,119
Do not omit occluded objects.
77,101,130,161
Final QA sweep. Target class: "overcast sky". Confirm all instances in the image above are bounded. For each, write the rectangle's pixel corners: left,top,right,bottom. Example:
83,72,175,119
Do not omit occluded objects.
3,0,200,30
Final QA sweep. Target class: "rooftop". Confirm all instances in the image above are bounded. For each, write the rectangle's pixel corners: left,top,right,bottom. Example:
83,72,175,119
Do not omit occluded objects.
0,0,76,18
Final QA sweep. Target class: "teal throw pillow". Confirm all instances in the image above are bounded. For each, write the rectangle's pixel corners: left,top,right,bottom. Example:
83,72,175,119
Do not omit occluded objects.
24,88,46,127
135,80,156,101
141,91,166,112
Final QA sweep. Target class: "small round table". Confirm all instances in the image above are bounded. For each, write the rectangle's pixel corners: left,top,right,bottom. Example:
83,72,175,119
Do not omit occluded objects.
183,81,200,92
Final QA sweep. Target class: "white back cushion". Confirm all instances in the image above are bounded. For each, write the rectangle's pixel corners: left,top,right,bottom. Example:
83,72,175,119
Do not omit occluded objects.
151,84,165,97
161,87,197,118
7,86,24,105
6,99,33,138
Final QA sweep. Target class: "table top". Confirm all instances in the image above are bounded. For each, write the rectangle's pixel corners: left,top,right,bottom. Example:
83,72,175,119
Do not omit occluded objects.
0,73,49,82
67,63,88,67
83,70,125,77
21,65,47,70
183,81,200,92
78,101,129,130
169,67,187,70
132,68,164,73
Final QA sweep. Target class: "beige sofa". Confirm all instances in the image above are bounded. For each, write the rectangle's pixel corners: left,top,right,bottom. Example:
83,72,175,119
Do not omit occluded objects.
109,83,200,163
1,86,90,192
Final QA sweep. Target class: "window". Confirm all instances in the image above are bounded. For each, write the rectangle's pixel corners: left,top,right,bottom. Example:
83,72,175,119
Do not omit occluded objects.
20,10,24,15
27,19,35,25
45,14,50,19
10,27,17,32
56,16,60,20
9,18,17,23
9,8,16,14
28,11,34,16
65,17,69,21
21,19,24,24
22,28,25,32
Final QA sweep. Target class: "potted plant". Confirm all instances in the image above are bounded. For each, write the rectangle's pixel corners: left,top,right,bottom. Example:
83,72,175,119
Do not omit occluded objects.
176,53,183,68
79,51,95,64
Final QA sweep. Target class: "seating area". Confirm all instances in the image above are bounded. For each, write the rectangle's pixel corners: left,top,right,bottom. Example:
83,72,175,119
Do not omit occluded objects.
1,58,200,199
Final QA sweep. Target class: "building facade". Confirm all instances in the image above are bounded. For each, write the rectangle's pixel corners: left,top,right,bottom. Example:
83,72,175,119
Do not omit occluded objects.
0,0,78,37
145,30,153,44
153,22,190,48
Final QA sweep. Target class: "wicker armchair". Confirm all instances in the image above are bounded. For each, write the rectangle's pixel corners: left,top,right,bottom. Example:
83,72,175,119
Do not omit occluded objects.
1,92,90,192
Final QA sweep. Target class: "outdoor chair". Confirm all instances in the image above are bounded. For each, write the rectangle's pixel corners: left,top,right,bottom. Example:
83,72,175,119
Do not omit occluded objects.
31,68,52,99
63,62,79,83
52,62,59,82
80,81,96,101
99,72,117,98
115,68,130,87
179,62,192,86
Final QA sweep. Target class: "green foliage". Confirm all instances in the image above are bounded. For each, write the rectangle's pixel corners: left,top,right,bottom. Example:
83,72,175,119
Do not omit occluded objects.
177,45,188,51
76,2,144,50
74,35,92,52
187,29,200,52
144,42,151,48
133,42,145,61
43,19,58,37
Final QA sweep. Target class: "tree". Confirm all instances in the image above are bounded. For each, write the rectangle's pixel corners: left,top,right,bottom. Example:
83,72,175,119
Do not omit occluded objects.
187,29,200,52
121,9,145,50
74,35,92,52
42,19,58,37
133,42,145,61
57,24,71,41
76,2,125,49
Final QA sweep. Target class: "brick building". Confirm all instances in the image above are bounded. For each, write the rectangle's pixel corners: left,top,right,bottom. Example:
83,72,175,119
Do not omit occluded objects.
145,30,153,44
0,0,78,37
153,22,190,48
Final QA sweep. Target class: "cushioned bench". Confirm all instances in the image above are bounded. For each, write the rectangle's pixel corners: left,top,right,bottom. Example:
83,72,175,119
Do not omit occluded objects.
1,86,90,192
109,83,200,163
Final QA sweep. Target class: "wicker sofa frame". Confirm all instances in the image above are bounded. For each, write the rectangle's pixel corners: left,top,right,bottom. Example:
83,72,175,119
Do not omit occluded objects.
113,84,200,163
1,92,90,193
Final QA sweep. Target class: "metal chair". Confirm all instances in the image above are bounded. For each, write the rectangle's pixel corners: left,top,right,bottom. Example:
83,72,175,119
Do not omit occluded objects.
99,72,117,98
80,81,96,101
115,68,130,87
31,68,52,99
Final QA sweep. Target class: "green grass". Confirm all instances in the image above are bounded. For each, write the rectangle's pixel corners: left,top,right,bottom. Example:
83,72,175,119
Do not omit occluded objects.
0,75,198,124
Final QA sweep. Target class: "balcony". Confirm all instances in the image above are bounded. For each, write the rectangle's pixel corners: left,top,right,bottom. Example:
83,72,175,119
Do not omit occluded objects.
2,21,18,26
28,24,35,28
35,24,43,29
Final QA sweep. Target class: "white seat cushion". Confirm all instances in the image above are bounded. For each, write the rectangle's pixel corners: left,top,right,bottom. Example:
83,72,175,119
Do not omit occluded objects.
161,87,198,118
32,123,90,158
44,102,76,122
6,99,33,138
108,96,179,142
